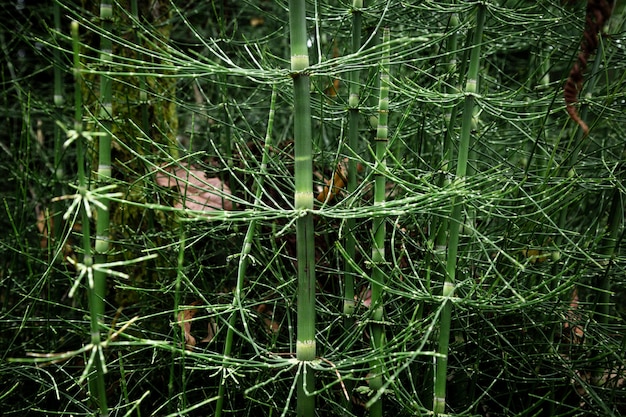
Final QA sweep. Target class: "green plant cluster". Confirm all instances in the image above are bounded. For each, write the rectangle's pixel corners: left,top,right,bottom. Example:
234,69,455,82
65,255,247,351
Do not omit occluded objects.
1,1,625,416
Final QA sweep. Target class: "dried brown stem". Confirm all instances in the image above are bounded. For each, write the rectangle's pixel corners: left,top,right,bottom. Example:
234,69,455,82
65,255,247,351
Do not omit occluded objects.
564,0,613,135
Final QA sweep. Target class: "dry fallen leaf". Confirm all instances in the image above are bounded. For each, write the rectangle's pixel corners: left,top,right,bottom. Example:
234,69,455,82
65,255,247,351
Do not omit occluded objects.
155,163,233,211
200,318,217,344
250,17,264,27
177,305,198,349
177,301,218,350
563,287,584,342
316,158,363,203
254,304,280,334
355,288,372,308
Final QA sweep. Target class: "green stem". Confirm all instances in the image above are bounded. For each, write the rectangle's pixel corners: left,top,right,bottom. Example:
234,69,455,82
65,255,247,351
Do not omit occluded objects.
53,1,64,244
72,18,108,415
289,0,316,415
595,189,623,323
589,187,623,384
342,2,363,413
555,38,606,242
434,5,486,415
90,2,114,414
433,10,463,299
215,87,278,417
171,225,186,413
368,27,390,417
130,0,149,135
344,0,363,317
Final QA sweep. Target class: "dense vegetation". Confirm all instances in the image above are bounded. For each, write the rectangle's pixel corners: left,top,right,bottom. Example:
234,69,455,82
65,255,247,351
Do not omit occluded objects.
1,1,625,416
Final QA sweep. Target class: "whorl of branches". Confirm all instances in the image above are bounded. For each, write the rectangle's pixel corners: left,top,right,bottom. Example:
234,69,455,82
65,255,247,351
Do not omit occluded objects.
564,0,614,135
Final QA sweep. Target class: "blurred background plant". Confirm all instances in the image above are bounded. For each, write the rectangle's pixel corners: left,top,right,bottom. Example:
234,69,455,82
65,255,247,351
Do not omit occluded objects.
1,0,625,416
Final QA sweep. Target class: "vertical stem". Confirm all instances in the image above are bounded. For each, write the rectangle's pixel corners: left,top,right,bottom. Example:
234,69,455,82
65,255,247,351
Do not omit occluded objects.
368,27,390,417
130,0,149,135
342,2,363,413
432,9,462,314
434,5,486,415
215,87,278,417
595,189,623,323
171,225,186,414
72,19,108,415
590,187,623,382
555,39,605,237
428,30,465,407
289,1,316,415
344,0,363,317
71,21,86,219
52,2,64,244
91,2,114,414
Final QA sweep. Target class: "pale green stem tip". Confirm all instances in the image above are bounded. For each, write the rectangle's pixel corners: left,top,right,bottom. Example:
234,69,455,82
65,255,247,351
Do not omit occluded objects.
349,93,359,109
296,340,316,361
291,55,309,71
100,3,113,20
294,191,314,210
95,237,109,254
98,165,112,178
343,300,355,315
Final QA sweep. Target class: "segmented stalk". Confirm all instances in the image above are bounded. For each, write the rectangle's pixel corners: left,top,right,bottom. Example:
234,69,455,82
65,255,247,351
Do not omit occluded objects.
215,86,278,417
428,12,462,409
130,0,149,134
433,11,462,296
52,2,64,244
344,0,363,317
342,2,363,413
289,1,316,415
367,27,390,417
434,5,486,415
90,1,114,414
71,19,108,414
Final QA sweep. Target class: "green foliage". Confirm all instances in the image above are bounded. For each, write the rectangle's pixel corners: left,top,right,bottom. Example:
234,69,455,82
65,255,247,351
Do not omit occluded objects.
1,1,625,416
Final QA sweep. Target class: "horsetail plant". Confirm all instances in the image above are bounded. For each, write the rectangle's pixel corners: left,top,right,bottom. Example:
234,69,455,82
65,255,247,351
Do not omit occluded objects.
52,1,64,246
91,2,114,413
342,2,364,413
431,9,462,315
434,4,486,415
73,19,109,415
215,86,278,417
367,27,390,417
421,12,464,409
344,0,364,318
130,0,149,135
289,0,317,415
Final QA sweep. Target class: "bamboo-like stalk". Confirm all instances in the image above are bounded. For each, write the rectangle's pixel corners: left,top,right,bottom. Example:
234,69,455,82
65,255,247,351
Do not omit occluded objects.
71,19,108,415
344,0,363,319
71,22,85,209
554,38,605,240
130,0,149,134
427,12,462,409
288,1,316,415
342,2,363,413
171,225,187,413
215,87,278,417
595,189,623,323
434,5,486,415
367,27,390,417
432,11,463,298
52,2,64,244
89,1,114,414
